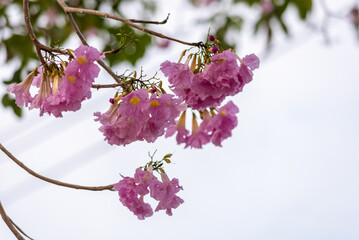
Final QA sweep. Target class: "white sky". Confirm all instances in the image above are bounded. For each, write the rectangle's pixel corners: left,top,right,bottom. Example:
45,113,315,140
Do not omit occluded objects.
1,0,359,239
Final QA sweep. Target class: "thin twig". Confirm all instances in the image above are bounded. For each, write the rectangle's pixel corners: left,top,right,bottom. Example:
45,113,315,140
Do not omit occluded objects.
23,0,68,64
92,83,125,89
0,201,25,240
23,0,45,65
9,218,34,240
56,0,203,47
102,47,124,55
0,143,115,191
128,13,170,24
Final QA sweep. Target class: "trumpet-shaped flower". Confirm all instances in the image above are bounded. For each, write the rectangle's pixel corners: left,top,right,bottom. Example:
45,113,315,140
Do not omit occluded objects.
6,45,103,117
95,90,185,146
211,101,239,146
7,71,35,107
114,176,153,220
114,168,184,219
150,172,184,216
160,50,259,110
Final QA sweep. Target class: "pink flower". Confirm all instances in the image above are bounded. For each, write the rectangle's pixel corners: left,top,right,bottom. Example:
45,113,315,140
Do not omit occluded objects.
150,173,184,216
185,130,211,148
114,168,184,219
161,50,259,110
6,45,103,117
211,101,239,146
237,54,260,92
165,111,190,144
167,102,239,148
114,176,153,220
185,111,212,149
134,168,158,196
95,90,185,146
160,61,194,96
142,93,186,142
7,71,35,107
40,45,102,117
117,89,150,121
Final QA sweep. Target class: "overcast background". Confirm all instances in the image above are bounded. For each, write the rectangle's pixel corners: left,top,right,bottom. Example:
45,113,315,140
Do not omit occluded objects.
1,0,359,239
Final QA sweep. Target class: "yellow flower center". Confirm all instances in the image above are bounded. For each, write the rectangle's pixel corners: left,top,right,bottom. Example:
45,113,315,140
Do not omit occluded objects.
177,111,187,129
143,173,151,180
77,56,88,64
68,75,76,83
220,110,227,117
52,75,60,94
215,58,226,64
150,100,160,107
129,96,141,105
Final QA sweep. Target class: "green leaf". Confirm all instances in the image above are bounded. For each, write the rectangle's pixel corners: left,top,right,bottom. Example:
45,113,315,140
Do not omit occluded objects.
1,94,22,117
291,0,312,19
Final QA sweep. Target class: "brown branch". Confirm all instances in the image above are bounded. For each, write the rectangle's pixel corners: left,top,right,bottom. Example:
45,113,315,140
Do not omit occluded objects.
23,0,69,66
56,0,203,47
0,143,115,192
23,0,45,65
92,83,125,89
9,218,34,240
0,201,25,240
128,13,170,24
102,47,123,55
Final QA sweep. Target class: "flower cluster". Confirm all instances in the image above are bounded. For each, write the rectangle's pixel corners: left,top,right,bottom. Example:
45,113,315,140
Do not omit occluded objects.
158,38,259,148
160,49,259,110
93,41,259,148
114,168,183,219
94,89,186,146
166,101,239,148
7,45,102,117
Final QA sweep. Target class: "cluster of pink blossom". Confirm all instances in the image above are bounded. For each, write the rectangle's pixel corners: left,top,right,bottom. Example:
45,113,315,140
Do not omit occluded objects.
7,45,102,117
159,47,259,148
114,168,184,219
166,101,239,148
160,49,259,110
94,89,186,146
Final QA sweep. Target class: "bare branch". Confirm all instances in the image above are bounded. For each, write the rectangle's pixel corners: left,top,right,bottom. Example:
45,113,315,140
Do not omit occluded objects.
0,143,115,192
56,0,203,47
0,201,26,240
9,218,34,240
92,83,125,89
128,13,170,24
23,0,68,65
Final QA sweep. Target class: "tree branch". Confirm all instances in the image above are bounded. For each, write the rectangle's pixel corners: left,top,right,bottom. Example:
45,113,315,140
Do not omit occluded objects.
56,0,203,47
0,143,115,192
92,83,125,89
9,218,34,240
23,0,68,66
0,201,26,240
128,13,170,24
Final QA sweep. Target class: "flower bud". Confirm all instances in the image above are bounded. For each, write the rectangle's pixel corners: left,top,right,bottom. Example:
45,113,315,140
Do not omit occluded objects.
209,46,218,54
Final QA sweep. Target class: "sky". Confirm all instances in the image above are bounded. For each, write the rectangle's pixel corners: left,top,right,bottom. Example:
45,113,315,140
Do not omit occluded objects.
1,0,359,239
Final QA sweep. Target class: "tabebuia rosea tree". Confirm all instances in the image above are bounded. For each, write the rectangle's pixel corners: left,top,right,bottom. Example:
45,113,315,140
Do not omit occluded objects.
0,0,259,237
